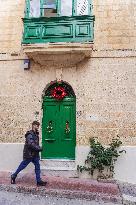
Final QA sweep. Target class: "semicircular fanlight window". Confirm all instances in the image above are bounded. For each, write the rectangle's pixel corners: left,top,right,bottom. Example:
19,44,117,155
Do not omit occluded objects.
44,81,75,98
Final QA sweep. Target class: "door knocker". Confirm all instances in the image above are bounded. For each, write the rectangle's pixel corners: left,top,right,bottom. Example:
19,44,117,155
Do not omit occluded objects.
65,121,70,134
46,121,53,133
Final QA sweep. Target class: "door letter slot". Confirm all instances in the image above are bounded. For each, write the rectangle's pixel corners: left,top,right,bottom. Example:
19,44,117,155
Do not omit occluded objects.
44,139,56,143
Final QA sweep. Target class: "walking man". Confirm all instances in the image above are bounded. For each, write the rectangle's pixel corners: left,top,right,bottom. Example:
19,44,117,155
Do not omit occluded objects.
11,121,47,186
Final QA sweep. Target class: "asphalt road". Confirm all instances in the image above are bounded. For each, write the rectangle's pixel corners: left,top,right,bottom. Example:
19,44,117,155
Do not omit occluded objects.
0,190,121,205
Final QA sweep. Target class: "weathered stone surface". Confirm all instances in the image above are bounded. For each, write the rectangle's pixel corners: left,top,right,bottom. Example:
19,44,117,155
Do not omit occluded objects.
0,0,135,146
0,54,136,145
0,190,122,205
0,0,136,52
0,171,122,204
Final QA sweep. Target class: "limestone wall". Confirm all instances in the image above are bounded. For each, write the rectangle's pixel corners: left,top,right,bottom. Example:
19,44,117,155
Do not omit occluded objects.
0,0,25,53
0,58,56,142
0,50,136,145
0,0,135,52
0,0,136,145
75,52,136,145
94,0,136,50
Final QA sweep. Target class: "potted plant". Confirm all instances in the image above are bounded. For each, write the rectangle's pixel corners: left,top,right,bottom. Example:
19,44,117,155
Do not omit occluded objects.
77,135,126,180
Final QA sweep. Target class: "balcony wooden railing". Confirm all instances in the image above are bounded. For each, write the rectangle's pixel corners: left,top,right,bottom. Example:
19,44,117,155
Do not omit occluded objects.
22,15,94,44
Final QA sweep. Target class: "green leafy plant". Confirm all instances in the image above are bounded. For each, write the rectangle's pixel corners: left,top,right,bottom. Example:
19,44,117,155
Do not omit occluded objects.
77,135,126,179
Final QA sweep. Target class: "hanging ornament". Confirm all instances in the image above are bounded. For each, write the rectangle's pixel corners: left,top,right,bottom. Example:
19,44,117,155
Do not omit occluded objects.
51,86,67,100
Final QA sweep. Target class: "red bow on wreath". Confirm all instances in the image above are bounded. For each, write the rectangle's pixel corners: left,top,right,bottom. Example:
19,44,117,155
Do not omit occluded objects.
51,86,67,100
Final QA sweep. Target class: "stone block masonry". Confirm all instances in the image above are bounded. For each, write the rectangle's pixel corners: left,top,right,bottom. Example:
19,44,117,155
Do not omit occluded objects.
93,0,136,50
0,0,25,53
0,0,135,52
0,0,136,184
0,51,136,145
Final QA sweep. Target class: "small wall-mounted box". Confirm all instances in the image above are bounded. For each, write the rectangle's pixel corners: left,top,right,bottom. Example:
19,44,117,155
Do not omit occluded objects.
24,59,30,70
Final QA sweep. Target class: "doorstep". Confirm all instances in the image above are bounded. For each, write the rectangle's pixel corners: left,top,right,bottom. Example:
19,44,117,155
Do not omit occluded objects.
40,159,78,178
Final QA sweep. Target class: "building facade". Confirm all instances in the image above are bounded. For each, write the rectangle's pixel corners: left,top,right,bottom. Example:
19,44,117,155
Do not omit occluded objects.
0,0,136,183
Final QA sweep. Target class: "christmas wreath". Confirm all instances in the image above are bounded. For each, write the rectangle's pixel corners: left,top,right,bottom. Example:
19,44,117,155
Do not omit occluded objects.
51,86,67,100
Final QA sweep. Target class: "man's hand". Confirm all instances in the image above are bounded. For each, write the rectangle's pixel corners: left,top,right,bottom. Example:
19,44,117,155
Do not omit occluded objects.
39,146,43,152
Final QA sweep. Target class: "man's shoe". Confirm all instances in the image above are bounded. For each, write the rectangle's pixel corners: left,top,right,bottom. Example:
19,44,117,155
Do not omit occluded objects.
37,180,47,186
11,174,17,184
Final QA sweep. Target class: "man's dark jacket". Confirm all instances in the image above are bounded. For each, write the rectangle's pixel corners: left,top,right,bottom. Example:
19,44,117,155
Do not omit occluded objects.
23,130,42,160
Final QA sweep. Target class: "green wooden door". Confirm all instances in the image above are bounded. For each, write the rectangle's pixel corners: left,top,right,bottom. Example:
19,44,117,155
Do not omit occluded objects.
41,97,76,159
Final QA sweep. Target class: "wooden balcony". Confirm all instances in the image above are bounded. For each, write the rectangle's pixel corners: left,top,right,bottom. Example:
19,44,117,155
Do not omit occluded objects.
22,15,94,44
22,0,95,66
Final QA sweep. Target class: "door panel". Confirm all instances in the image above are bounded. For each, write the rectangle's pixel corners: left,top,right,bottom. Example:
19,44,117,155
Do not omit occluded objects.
42,98,76,159
43,104,57,141
60,103,73,141
42,103,59,158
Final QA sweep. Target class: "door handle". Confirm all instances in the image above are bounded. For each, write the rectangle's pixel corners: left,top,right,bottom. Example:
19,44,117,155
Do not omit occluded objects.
65,121,70,134
46,120,53,133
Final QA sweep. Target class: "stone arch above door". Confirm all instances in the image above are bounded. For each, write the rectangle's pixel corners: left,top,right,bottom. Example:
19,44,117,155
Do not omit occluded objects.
42,80,76,99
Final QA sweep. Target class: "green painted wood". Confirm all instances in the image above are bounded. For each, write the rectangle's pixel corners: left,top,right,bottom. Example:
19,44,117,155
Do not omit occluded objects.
23,0,94,43
42,24,73,38
73,0,77,16
22,15,95,43
76,23,90,37
40,0,44,16
41,97,76,159
88,0,92,15
25,0,30,18
25,26,41,38
56,0,61,16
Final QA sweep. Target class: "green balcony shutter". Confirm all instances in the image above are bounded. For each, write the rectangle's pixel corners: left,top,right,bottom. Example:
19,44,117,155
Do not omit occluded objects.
77,0,91,15
25,0,30,17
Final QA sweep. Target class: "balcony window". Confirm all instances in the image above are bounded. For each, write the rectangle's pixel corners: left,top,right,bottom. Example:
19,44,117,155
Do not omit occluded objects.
61,0,72,16
29,0,40,17
23,0,94,44
25,0,92,17
77,0,89,15
41,0,57,17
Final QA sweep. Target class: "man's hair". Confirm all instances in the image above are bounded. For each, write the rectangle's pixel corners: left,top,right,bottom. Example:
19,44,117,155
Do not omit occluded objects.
32,121,40,126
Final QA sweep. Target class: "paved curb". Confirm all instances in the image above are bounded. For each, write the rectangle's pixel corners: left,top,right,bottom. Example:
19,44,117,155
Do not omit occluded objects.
0,171,123,204
118,182,136,205
122,194,136,205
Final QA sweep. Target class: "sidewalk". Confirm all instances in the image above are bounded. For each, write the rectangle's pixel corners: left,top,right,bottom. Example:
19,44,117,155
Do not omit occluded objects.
0,171,122,204
1,172,136,205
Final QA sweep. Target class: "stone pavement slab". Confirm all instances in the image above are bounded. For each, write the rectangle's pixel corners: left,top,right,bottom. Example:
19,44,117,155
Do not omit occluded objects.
118,182,136,205
0,190,122,205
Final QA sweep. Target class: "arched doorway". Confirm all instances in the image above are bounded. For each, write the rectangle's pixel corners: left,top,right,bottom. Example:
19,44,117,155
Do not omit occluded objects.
42,81,76,159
